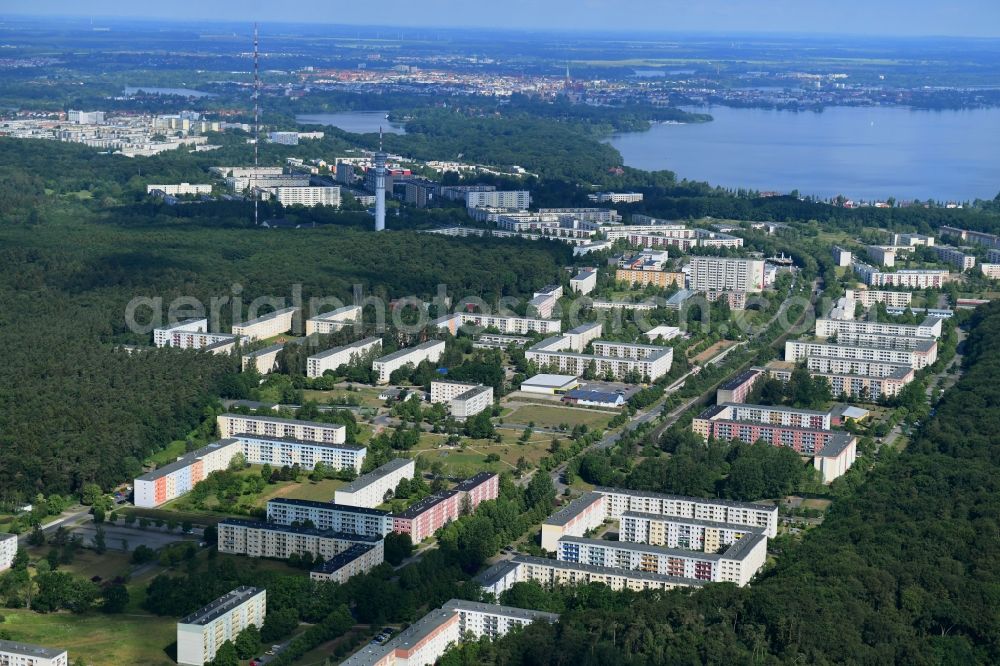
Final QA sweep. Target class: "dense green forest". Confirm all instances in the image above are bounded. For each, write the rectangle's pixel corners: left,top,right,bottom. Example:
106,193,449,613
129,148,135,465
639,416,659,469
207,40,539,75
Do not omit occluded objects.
442,302,1000,665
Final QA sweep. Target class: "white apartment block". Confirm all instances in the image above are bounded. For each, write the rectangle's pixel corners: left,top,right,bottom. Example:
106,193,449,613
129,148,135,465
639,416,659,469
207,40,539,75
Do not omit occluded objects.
226,174,310,191
814,316,942,339
231,306,298,341
305,305,362,335
310,543,384,584
565,322,603,352
242,343,284,374
373,340,446,384
211,166,284,178
541,492,606,552
429,381,494,419
832,246,852,267
588,191,643,203
134,439,242,508
785,338,937,369
806,356,913,379
526,336,673,382
306,336,383,378
570,269,597,295
988,249,1000,263
853,263,949,289
539,207,621,224
933,245,976,271
433,312,562,336
465,190,531,209
0,641,68,666
177,587,266,666
810,366,914,400
68,109,105,124
153,319,237,350
269,186,341,208
688,257,765,293
844,289,913,308
892,233,935,247
266,499,392,537
442,600,559,640
708,402,831,429
334,458,416,508
146,183,212,195
813,436,858,483
476,555,706,598
620,513,757,552
218,519,383,562
979,263,1000,280
217,413,347,444
0,533,17,573
595,487,778,538
235,435,365,473
866,245,901,267
557,533,767,587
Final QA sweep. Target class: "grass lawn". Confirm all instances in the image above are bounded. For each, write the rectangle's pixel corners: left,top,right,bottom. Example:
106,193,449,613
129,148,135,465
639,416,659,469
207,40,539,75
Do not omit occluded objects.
121,506,227,527
270,478,346,503
302,387,385,409
1,609,177,666
502,404,612,431
147,439,188,467
412,432,559,476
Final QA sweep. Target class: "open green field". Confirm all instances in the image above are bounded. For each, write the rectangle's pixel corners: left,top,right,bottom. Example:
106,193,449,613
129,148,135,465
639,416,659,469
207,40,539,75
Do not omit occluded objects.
147,438,188,467
412,432,560,476
302,387,386,409
269,477,346,503
502,404,613,430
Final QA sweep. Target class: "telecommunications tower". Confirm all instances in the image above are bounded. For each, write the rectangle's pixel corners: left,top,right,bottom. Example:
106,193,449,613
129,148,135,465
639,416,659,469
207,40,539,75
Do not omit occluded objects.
253,23,261,226
374,127,386,232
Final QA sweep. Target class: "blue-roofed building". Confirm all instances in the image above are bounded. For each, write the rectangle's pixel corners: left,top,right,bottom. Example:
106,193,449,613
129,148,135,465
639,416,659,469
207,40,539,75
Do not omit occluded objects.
561,389,626,408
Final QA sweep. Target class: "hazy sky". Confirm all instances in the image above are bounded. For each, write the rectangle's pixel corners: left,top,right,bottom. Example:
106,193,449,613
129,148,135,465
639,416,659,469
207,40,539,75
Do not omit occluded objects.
6,0,1000,38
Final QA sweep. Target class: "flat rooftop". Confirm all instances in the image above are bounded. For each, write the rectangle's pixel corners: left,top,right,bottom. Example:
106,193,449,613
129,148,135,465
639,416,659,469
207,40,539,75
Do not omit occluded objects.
311,543,376,574
135,438,240,482
340,609,457,666
220,412,347,431
374,339,445,364
566,322,602,335
0,640,66,659
179,586,264,626
718,368,763,391
561,533,763,562
594,486,777,514
267,498,389,517
338,458,413,494
814,433,858,458
235,433,364,451
721,402,829,417
309,305,361,321
511,554,709,587
521,373,578,388
543,491,604,527
309,336,382,360
236,306,298,327
454,471,498,492
622,511,761,533
218,518,381,543
441,598,559,623
393,490,458,519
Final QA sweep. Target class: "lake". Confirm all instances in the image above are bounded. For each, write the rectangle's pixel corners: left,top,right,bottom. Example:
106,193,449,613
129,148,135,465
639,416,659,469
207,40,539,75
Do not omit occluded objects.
123,86,213,98
606,106,1000,202
296,111,406,135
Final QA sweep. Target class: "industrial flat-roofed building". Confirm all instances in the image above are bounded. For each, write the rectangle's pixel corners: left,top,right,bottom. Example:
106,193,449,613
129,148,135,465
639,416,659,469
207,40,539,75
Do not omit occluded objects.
218,518,383,562
334,458,415,508
217,413,346,444
519,373,579,394
595,487,778,538
177,587,266,666
306,336,382,378
373,340,446,384
305,305,363,336
541,492,606,551
266,499,392,537
0,640,68,666
231,306,299,341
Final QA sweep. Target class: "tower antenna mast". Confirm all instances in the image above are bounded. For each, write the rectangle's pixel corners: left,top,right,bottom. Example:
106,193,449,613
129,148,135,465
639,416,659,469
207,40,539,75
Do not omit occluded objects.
253,22,260,226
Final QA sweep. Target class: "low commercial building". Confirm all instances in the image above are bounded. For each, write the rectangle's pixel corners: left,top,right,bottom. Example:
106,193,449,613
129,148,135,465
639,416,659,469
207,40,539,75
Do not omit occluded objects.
433,312,561,336
310,542,384,584
1,533,17,573
526,336,673,382
520,373,579,394
644,325,681,342
557,532,767,586
785,338,937,369
305,305,362,335
561,389,625,408
177,587,266,666
306,336,383,378
0,641,68,666
218,519,383,562
541,492,606,551
231,306,299,341
373,340,446,384
570,268,598,295
844,289,913,309
134,439,242,508
334,458,415,508
266,499,392,537
594,487,778,538
476,555,706,597
716,368,763,404
340,600,557,666
813,435,859,483
814,316,942,339
153,319,237,350
664,289,695,310
218,413,346,444
146,183,211,196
